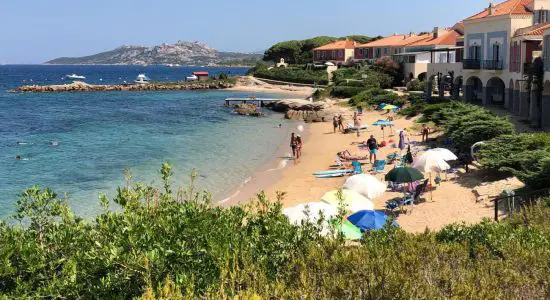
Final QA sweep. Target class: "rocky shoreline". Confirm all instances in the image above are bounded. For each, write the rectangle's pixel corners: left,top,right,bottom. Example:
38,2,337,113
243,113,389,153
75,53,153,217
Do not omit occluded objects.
13,80,235,93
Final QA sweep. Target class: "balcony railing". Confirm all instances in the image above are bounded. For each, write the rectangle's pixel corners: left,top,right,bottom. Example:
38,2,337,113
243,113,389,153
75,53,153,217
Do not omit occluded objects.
483,60,503,70
463,59,481,69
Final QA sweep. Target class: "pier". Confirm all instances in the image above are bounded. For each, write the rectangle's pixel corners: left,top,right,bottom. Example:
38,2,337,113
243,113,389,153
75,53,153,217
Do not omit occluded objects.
224,98,282,107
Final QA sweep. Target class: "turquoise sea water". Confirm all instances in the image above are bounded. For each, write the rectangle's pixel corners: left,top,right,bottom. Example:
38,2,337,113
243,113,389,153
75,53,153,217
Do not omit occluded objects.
0,65,295,219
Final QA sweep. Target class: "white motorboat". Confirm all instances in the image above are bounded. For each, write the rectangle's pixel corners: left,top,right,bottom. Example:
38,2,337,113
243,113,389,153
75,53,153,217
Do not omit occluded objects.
134,74,150,84
186,74,198,81
66,74,86,80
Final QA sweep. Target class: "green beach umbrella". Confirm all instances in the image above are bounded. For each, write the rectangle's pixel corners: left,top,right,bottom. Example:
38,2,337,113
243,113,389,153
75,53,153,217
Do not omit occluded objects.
382,104,398,110
384,167,424,183
332,219,363,240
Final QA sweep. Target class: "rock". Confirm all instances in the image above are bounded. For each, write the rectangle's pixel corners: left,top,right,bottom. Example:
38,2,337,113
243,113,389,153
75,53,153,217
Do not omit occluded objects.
265,99,327,113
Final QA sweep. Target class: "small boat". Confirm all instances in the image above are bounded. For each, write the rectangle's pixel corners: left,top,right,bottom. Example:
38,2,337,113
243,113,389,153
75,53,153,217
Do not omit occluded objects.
313,169,353,176
66,74,85,80
186,74,198,81
134,74,150,84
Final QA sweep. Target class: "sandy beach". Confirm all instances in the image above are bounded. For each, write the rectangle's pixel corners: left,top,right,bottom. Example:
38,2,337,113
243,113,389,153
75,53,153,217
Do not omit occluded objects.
226,76,314,98
224,94,524,233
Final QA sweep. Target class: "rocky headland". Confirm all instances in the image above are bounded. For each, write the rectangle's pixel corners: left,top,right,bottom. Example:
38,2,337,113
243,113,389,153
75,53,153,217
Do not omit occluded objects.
265,99,351,123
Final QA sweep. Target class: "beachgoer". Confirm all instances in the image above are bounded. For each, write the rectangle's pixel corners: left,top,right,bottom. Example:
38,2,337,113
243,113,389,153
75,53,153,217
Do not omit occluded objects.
422,124,430,142
366,135,378,163
353,112,361,137
398,128,408,151
338,115,344,132
333,116,338,133
458,150,473,173
295,135,303,159
290,133,297,158
404,145,414,164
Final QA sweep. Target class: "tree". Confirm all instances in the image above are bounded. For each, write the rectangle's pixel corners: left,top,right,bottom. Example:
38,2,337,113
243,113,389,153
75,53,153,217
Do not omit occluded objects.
263,40,303,64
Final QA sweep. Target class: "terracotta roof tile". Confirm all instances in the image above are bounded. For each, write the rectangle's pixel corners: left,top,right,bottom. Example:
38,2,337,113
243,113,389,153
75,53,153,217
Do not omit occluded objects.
514,22,550,37
313,39,356,51
356,33,431,48
408,29,460,47
466,0,532,20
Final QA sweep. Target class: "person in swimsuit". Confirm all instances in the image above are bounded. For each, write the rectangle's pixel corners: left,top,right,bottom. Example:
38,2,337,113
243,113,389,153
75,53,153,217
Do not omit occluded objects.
353,112,361,137
290,133,297,158
338,114,344,132
295,135,303,159
333,116,338,133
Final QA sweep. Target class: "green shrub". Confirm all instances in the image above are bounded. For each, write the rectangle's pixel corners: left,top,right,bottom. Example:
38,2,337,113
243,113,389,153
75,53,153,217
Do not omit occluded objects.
348,88,390,105
330,86,365,98
2,168,550,298
253,67,328,85
406,79,427,92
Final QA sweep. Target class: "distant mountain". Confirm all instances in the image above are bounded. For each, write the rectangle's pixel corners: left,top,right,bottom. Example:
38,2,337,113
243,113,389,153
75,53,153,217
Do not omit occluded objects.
45,41,263,66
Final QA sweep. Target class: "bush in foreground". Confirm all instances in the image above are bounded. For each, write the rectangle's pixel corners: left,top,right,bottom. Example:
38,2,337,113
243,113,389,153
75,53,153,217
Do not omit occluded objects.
1,164,550,298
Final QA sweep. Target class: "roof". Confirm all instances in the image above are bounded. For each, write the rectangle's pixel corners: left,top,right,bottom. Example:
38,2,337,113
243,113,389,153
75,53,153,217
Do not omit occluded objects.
193,71,209,75
514,22,550,37
408,29,460,47
356,33,431,48
465,0,532,21
313,39,356,51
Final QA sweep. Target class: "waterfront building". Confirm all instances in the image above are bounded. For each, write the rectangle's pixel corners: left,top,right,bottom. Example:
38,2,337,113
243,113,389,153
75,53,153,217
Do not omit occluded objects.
312,39,357,66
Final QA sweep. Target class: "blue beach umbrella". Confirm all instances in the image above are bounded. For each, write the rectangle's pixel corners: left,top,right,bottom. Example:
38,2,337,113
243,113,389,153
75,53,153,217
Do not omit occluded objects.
347,210,398,232
372,120,394,140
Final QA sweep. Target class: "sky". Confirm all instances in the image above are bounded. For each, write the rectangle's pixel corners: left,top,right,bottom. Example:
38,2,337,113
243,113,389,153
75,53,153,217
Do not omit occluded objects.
0,0,490,64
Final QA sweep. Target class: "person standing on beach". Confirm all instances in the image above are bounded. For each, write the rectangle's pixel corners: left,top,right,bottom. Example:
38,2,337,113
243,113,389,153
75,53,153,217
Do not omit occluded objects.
353,112,361,137
295,135,303,159
338,114,344,132
421,124,430,142
333,116,338,133
367,135,378,163
290,133,297,159
398,128,408,152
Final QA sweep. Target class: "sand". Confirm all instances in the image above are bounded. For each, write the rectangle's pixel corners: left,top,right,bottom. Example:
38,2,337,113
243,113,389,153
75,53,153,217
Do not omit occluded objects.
228,103,510,233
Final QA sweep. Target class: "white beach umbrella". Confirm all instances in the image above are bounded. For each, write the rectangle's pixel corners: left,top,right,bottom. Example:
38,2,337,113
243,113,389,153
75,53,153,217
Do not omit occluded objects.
343,174,386,200
429,148,458,161
412,151,451,173
283,202,339,225
321,189,375,213
324,62,335,66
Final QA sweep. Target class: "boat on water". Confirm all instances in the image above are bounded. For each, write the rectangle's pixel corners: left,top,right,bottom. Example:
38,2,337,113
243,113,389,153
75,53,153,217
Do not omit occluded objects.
185,74,198,81
134,74,150,84
66,74,86,80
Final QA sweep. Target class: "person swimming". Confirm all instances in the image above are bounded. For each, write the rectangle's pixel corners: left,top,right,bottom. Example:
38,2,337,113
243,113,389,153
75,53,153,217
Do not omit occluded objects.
48,141,60,147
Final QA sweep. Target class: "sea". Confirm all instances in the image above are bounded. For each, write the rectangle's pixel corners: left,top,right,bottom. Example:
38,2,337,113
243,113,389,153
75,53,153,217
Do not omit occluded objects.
0,65,297,219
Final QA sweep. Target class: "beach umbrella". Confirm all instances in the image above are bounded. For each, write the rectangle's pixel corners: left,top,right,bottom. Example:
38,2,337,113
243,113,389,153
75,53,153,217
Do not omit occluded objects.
343,174,386,200
321,189,374,213
347,210,398,232
372,120,393,140
382,104,398,111
384,167,424,183
283,202,339,226
332,219,363,240
412,151,451,173
412,151,451,201
429,148,458,161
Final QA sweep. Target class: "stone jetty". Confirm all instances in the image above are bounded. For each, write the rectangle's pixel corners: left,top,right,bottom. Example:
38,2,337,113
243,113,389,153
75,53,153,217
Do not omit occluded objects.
14,80,235,93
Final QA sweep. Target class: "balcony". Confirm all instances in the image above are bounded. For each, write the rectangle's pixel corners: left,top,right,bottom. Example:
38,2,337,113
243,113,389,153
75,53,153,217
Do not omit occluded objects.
510,61,521,73
483,60,503,70
463,59,481,70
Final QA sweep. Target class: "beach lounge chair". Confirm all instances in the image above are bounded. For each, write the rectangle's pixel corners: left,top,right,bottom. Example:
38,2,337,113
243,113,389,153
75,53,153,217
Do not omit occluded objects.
352,160,362,174
372,160,386,174
386,179,428,214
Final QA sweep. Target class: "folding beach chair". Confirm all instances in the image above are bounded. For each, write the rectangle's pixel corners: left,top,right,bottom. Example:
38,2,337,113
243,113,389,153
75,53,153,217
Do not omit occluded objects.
352,160,362,174
372,160,386,174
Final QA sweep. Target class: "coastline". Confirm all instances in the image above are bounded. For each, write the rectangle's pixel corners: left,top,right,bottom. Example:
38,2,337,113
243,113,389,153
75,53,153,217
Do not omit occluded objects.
222,104,510,233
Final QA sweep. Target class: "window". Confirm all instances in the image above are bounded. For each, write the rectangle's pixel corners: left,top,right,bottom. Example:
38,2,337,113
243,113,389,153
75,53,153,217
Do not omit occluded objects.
469,45,481,60
357,49,363,57
492,43,500,61
365,48,370,58
332,50,336,59
376,48,381,58
384,48,388,55
537,10,549,23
